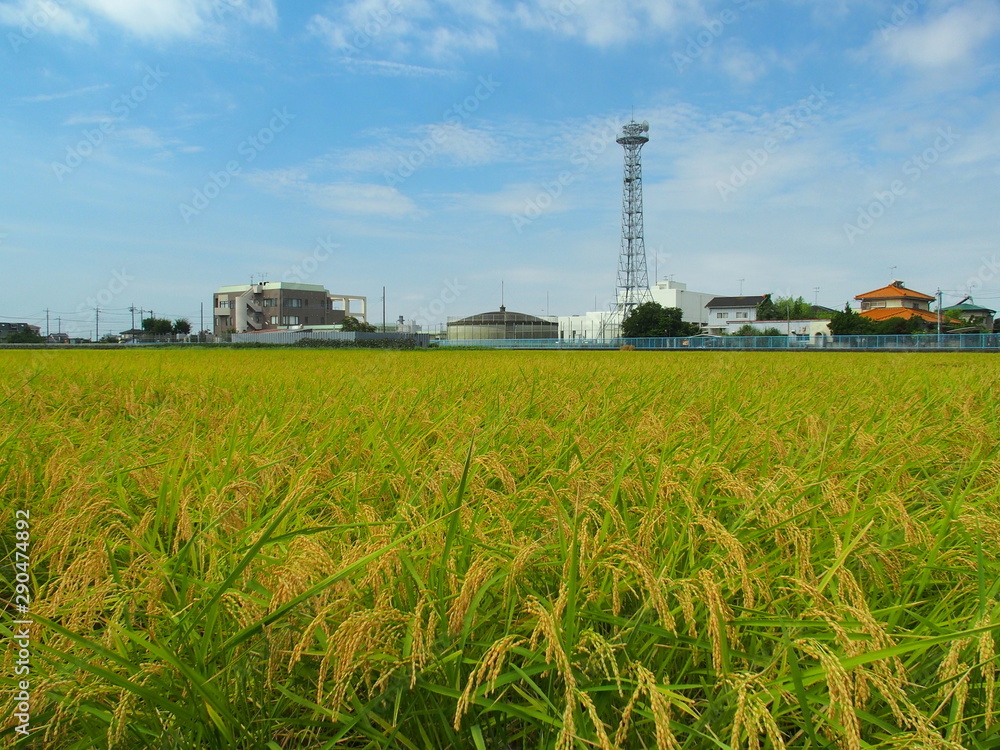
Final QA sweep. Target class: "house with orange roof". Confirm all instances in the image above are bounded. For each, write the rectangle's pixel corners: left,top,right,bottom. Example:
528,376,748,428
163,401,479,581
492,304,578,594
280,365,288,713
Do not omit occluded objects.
855,280,948,327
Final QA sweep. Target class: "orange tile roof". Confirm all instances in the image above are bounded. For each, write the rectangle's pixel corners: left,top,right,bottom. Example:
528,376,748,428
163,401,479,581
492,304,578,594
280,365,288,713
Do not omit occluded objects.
856,284,936,301
859,307,957,324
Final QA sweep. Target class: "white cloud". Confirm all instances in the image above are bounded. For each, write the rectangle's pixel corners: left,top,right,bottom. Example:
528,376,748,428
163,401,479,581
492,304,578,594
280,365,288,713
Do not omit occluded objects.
514,0,704,47
0,0,92,40
311,0,706,70
18,84,110,102
866,0,1000,70
336,57,456,78
0,0,277,41
244,168,418,217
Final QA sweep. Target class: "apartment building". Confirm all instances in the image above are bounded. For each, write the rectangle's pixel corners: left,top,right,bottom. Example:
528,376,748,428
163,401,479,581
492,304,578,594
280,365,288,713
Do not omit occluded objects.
213,282,367,336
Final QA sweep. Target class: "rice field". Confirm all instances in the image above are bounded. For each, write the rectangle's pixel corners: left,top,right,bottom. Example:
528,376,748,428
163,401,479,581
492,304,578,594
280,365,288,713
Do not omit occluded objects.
2,349,999,749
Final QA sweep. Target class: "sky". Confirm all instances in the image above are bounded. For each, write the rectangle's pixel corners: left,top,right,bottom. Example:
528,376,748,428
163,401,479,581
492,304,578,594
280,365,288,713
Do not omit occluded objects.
1,0,999,337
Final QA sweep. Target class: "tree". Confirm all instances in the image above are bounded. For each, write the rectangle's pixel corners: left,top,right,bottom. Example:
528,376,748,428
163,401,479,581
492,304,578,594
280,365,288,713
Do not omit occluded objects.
172,318,192,335
341,316,377,333
828,304,876,335
142,317,174,335
756,295,780,321
622,302,700,338
6,328,44,343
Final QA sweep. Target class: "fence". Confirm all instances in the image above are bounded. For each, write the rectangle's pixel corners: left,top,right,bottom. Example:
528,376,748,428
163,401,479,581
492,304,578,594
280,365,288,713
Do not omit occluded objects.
230,330,431,346
437,334,1000,351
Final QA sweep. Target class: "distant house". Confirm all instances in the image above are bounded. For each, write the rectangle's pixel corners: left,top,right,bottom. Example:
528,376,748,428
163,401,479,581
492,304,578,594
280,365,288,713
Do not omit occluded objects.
855,281,942,326
942,299,996,330
47,332,70,344
704,295,768,335
0,322,41,342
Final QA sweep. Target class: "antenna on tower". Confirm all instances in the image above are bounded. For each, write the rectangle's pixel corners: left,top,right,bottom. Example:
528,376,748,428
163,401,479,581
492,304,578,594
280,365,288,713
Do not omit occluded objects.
606,117,652,334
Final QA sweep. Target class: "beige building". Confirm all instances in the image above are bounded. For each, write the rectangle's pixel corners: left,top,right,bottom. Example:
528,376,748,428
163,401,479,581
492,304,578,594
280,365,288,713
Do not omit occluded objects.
213,282,367,336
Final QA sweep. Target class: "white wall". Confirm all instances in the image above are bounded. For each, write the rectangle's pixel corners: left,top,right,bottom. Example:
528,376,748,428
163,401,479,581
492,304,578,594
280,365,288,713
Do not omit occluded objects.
648,280,719,327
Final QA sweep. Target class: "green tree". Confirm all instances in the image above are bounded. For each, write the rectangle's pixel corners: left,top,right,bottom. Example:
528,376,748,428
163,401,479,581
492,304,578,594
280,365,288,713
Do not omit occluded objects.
828,305,877,335
622,302,700,338
341,316,377,333
6,328,44,343
774,296,813,319
173,318,192,335
756,295,780,321
142,317,174,335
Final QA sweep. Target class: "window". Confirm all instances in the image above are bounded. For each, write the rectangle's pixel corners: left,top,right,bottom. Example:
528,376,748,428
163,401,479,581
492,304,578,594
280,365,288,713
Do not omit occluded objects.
736,311,748,319
281,316,300,325
263,298,277,308
286,298,303,308
717,312,729,319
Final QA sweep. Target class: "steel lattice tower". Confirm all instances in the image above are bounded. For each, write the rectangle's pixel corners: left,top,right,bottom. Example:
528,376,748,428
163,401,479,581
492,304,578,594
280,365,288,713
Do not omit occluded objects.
614,119,652,325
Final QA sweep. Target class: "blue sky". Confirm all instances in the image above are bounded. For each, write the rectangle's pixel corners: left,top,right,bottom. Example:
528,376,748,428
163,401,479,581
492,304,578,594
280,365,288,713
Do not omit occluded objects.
2,0,999,336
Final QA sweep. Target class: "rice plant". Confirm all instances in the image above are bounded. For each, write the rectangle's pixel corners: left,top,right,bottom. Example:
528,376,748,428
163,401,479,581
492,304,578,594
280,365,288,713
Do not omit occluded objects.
1,349,998,748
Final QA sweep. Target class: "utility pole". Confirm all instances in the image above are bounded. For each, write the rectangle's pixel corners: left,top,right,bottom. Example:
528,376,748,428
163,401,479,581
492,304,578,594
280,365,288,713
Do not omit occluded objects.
382,286,386,332
95,307,99,342
129,305,137,331
739,279,745,295
57,317,61,334
45,308,50,337
200,303,204,341
937,289,943,337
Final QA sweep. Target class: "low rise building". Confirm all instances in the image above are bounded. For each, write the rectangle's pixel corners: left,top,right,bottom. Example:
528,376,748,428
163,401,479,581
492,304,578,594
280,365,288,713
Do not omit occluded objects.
447,307,559,340
942,299,996,330
704,295,768,335
0,322,42,341
648,279,718,329
213,282,367,336
856,281,940,326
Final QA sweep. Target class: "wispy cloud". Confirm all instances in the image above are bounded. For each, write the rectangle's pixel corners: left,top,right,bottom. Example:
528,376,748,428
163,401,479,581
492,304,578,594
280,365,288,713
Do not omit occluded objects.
18,84,111,103
0,0,278,41
336,57,456,78
863,0,1000,71
244,168,418,217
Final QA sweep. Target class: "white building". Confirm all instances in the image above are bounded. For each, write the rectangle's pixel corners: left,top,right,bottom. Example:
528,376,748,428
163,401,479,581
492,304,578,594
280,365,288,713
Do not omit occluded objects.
557,311,619,340
723,318,832,337
557,279,720,340
704,295,768,335
648,280,718,329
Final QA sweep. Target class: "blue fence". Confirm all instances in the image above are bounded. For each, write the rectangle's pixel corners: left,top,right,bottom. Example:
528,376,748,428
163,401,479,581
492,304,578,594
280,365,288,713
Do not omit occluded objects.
438,334,1000,351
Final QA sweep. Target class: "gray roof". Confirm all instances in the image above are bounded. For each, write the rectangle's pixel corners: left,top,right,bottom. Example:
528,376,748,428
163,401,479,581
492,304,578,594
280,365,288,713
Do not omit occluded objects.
943,301,996,314
448,308,557,326
706,295,768,308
